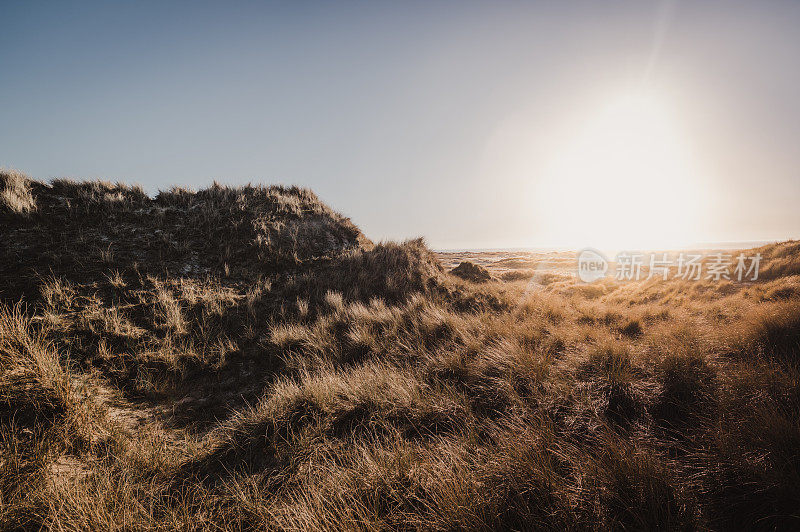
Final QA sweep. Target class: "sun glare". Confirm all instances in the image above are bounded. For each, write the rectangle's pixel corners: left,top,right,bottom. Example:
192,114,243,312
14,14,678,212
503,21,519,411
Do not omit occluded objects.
535,90,708,250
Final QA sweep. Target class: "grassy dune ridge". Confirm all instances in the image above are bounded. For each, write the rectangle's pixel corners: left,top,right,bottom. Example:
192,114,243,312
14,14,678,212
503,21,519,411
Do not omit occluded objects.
1,170,800,530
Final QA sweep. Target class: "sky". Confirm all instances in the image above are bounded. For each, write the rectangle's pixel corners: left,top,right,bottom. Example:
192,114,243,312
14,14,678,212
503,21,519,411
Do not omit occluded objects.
2,1,799,249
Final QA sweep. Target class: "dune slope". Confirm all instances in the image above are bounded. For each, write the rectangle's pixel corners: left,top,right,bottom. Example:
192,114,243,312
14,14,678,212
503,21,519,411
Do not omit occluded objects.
2,170,799,531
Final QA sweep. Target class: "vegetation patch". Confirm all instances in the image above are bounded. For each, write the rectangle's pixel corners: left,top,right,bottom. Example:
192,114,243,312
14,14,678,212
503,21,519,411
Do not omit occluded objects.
1,172,799,530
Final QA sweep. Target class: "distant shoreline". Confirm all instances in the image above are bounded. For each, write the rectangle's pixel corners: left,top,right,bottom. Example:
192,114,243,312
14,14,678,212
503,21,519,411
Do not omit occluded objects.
435,240,780,254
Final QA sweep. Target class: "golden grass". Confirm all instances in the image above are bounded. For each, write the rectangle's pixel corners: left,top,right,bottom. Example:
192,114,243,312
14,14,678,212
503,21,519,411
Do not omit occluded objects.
1,173,799,530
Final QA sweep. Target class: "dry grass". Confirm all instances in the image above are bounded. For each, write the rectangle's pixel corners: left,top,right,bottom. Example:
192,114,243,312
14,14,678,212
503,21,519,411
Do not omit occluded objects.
1,172,800,530
0,169,36,217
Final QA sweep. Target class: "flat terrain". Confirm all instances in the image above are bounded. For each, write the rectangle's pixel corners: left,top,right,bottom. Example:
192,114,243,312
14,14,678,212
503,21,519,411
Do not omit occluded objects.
2,172,800,530
438,250,576,278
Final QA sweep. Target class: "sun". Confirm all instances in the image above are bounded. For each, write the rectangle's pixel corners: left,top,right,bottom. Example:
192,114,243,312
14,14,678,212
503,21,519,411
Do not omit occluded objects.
535,89,708,250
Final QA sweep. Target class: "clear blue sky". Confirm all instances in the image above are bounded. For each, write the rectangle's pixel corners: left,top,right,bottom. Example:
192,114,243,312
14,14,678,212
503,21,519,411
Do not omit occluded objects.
2,1,799,249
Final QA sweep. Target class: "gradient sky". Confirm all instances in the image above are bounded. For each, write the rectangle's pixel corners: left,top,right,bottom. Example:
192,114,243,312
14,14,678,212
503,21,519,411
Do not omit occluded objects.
2,1,799,249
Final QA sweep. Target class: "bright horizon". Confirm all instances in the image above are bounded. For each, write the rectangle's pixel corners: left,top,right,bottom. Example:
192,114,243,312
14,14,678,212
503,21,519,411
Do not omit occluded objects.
2,1,799,250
